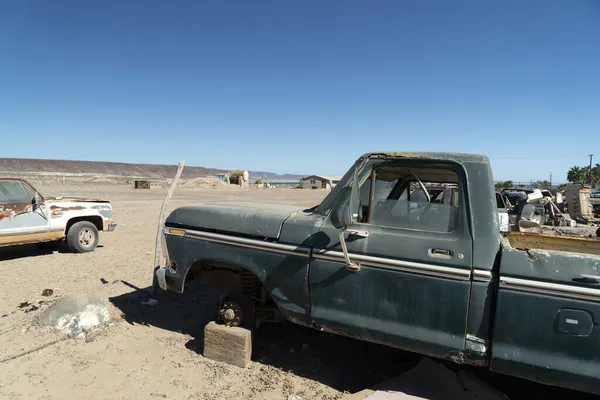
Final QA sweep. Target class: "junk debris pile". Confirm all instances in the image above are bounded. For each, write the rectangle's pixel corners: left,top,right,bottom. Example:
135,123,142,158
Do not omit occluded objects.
498,185,599,236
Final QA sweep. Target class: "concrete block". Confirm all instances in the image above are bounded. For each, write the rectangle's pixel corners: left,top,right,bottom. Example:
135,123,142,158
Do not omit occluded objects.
203,321,252,368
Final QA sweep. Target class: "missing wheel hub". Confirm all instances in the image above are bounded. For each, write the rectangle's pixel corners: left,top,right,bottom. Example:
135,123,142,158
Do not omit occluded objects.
220,301,243,326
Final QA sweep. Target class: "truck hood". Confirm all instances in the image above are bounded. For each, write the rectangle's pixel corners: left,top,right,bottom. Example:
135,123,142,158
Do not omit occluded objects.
165,202,304,239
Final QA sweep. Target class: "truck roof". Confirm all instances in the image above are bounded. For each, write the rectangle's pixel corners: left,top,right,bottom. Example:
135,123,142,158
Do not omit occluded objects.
361,151,490,164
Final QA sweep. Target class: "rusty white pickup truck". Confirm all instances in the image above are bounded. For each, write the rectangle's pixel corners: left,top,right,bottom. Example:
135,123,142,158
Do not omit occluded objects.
0,178,116,253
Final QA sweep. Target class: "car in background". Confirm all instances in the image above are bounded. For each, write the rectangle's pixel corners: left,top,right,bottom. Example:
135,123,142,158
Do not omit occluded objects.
0,177,117,253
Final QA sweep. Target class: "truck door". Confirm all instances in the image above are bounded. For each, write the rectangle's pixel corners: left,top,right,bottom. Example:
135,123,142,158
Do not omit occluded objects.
0,179,49,246
309,159,474,359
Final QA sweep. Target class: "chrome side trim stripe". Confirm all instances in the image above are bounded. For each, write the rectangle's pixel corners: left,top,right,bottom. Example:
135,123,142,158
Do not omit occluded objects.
313,248,472,281
500,276,600,302
472,269,493,282
165,228,600,302
164,227,311,257
165,227,488,282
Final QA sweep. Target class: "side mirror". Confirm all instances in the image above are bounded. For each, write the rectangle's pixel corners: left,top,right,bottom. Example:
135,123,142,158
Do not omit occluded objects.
32,193,42,208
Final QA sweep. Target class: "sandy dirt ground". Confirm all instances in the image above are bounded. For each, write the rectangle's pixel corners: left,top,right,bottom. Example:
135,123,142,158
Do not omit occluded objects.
0,185,597,400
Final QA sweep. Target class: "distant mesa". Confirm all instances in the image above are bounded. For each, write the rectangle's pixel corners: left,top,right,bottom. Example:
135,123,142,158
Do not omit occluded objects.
0,158,303,181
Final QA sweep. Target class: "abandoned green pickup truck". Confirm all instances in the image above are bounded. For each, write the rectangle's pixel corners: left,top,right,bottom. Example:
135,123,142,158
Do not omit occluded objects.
155,152,600,395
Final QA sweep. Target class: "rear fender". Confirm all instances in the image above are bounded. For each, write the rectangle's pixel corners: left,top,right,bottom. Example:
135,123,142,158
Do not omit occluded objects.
490,247,600,395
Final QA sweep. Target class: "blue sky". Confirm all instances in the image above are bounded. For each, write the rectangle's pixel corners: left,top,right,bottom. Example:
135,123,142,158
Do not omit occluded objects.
1,1,599,182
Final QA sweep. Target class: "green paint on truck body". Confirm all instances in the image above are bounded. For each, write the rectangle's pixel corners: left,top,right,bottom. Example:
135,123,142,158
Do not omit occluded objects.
161,151,600,396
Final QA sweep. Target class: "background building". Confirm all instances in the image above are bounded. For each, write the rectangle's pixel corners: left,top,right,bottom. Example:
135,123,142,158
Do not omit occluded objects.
299,175,341,190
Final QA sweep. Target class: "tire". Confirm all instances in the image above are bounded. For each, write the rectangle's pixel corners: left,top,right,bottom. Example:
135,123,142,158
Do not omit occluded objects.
35,240,63,251
67,221,99,253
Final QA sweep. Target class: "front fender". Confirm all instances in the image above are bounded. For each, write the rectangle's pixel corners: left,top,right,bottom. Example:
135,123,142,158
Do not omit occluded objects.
163,232,311,324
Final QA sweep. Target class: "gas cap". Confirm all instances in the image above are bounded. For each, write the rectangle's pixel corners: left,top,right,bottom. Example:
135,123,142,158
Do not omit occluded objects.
557,309,594,336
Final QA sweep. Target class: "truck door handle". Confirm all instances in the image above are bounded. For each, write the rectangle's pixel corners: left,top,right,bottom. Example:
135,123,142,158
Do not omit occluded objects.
428,248,453,259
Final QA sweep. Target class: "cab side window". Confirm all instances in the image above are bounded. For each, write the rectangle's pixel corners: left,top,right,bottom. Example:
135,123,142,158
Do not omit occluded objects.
355,165,461,233
0,180,31,204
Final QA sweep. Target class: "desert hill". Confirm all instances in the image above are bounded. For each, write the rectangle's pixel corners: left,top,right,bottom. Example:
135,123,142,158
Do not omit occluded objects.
0,158,303,181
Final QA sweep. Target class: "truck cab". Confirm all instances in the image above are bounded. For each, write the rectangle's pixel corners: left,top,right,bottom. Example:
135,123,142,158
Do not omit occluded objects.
157,152,600,396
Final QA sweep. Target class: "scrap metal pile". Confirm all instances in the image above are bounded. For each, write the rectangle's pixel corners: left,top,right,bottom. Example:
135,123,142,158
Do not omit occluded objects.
498,184,600,236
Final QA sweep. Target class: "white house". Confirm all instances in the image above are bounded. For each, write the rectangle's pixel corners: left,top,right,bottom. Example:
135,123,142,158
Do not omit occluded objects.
299,175,342,190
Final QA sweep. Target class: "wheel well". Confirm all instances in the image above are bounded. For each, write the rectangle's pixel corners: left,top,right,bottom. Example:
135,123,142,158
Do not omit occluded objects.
66,216,103,234
187,260,268,304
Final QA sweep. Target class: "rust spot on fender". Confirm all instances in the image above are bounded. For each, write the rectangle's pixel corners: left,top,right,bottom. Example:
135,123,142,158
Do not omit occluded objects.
0,202,32,222
49,205,87,212
525,249,538,261
447,350,489,367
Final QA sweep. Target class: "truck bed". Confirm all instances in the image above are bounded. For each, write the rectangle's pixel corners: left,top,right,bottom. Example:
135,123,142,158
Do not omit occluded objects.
506,231,600,256
493,231,600,395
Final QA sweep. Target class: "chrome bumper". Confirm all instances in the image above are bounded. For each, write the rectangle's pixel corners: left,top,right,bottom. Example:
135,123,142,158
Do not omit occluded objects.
155,267,167,291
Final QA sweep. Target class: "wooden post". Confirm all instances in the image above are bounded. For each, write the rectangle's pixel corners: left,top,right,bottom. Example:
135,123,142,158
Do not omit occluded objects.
151,160,185,296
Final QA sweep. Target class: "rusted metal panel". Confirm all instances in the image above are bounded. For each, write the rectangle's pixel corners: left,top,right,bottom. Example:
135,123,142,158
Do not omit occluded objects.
49,205,86,212
566,184,595,222
134,180,151,189
360,151,490,164
0,230,64,246
507,231,600,256
0,202,32,222
227,170,249,185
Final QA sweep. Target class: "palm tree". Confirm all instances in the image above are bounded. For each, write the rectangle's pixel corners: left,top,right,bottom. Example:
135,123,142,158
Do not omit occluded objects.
591,164,600,187
567,166,587,185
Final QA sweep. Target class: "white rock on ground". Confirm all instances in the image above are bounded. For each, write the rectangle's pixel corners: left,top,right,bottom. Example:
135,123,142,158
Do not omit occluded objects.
35,292,110,338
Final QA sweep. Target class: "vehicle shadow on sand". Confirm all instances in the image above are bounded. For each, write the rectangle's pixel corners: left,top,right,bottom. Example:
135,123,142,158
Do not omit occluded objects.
0,243,105,261
109,280,420,394
110,281,599,399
